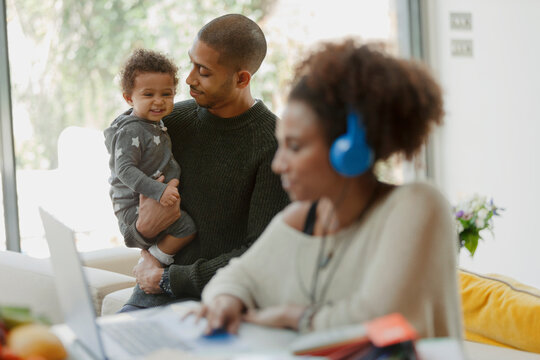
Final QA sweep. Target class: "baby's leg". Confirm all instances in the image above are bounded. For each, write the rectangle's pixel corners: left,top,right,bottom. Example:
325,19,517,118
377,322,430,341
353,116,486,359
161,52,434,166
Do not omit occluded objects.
148,233,195,266
158,233,195,255
148,209,196,265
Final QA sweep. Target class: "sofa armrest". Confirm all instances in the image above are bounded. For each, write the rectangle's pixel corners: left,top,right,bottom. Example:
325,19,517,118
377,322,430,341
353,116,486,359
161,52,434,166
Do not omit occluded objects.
80,247,141,277
0,250,135,324
84,266,136,318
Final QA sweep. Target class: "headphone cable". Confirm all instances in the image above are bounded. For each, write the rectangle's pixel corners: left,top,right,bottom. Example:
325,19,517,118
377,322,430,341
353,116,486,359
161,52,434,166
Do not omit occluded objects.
310,179,380,307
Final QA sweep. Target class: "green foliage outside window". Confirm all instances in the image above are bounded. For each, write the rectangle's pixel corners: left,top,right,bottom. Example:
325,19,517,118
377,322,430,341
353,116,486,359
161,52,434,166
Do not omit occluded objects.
8,0,282,169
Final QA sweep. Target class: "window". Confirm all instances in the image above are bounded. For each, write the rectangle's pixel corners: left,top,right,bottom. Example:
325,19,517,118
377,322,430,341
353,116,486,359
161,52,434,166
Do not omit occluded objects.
5,0,404,256
0,178,5,250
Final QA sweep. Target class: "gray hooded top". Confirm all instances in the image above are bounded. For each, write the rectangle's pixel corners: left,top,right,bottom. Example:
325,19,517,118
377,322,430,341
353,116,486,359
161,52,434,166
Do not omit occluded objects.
104,109,181,213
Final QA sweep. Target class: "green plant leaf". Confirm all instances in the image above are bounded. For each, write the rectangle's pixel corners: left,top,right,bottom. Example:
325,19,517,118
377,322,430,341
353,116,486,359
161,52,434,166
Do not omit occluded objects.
0,305,50,329
461,231,479,257
0,306,33,330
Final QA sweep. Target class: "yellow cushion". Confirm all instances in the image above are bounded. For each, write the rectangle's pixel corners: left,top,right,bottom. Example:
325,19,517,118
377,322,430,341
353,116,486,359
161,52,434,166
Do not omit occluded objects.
459,269,540,354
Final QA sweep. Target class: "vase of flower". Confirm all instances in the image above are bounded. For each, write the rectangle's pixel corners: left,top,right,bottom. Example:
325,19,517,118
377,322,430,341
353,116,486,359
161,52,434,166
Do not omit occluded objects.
453,195,503,257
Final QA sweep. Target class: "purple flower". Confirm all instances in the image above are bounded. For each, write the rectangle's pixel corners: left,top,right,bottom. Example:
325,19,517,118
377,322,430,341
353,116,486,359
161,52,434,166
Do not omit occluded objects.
455,210,464,218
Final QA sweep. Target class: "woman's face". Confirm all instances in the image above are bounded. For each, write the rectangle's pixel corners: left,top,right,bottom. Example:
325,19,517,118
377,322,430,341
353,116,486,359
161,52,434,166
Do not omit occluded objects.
272,100,340,201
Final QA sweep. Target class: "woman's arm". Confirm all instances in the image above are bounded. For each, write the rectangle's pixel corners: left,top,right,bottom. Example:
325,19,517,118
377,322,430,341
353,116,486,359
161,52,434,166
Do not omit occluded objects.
243,304,307,330
199,294,246,334
201,212,290,304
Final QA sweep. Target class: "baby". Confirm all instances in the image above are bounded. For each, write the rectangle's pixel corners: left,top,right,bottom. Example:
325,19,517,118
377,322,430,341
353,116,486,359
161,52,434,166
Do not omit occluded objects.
104,49,196,266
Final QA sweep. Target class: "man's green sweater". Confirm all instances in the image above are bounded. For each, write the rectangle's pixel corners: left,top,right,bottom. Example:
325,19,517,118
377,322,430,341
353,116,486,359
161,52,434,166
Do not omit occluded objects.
123,99,290,308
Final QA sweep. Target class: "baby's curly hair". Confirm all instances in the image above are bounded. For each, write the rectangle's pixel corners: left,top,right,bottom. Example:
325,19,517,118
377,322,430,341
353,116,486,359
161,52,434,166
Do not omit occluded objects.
120,49,179,94
289,40,444,161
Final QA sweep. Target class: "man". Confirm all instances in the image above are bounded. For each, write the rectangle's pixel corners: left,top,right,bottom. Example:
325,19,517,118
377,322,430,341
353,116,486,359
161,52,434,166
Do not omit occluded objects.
119,14,289,311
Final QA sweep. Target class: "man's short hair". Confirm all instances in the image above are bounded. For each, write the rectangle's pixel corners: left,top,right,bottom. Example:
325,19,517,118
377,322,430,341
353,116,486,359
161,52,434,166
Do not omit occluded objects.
198,14,267,74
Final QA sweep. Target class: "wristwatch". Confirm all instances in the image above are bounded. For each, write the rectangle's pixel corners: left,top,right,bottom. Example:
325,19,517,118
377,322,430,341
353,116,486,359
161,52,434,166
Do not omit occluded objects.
158,267,174,297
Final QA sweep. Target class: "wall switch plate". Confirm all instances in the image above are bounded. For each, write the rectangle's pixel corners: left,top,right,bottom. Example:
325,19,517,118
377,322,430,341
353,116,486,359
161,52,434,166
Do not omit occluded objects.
451,39,473,57
450,12,472,30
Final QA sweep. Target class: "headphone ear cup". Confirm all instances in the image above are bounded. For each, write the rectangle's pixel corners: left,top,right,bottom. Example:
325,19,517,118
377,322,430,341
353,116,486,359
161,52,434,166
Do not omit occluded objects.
329,111,374,177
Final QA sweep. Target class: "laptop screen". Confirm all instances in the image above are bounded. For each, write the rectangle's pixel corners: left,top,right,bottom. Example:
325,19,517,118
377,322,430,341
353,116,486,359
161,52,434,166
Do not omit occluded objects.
40,207,107,359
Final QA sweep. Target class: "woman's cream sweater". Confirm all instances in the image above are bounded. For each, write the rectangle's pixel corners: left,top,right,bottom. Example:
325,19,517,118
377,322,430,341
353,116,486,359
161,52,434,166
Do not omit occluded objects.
202,182,462,338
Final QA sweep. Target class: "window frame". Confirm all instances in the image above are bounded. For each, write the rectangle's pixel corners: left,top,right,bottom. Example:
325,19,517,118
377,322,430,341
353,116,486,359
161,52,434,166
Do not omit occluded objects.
0,0,21,252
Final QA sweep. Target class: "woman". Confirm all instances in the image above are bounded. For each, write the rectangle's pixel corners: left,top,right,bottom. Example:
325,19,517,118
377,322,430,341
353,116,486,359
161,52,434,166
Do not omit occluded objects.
199,40,462,339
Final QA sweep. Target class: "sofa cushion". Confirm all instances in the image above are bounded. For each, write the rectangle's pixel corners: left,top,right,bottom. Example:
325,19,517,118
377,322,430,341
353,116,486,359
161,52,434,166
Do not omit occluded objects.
102,287,134,316
459,269,540,354
464,341,540,360
0,250,136,324
85,267,136,317
0,251,64,323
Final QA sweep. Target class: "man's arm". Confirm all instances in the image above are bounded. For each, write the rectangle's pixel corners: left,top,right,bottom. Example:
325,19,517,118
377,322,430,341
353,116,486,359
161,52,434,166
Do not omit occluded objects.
133,249,164,294
122,177,181,248
167,153,290,298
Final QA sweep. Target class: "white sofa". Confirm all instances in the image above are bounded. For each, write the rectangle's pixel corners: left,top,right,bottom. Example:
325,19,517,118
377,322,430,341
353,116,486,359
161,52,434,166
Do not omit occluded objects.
0,248,538,360
0,247,139,323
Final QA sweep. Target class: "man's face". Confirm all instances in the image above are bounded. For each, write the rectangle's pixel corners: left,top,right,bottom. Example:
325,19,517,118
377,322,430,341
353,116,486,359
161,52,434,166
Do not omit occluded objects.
186,39,236,110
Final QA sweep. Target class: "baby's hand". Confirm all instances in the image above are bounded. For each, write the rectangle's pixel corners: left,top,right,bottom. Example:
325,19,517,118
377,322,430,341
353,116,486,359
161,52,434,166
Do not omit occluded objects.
160,183,180,206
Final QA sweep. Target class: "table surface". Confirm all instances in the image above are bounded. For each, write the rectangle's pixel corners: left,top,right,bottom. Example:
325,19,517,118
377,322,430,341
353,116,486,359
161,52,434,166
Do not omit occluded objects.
51,303,539,360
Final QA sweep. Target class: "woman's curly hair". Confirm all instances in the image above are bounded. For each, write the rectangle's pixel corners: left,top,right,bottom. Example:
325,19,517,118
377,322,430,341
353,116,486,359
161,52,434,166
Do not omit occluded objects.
120,49,179,94
289,40,444,161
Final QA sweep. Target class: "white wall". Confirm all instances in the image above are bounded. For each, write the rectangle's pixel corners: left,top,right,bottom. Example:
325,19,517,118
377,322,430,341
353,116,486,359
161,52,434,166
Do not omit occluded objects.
426,0,540,288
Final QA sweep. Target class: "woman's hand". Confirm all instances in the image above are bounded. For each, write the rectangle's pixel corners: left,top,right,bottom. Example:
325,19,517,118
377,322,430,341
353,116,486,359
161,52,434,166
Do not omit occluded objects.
136,176,181,238
197,295,246,335
133,250,164,294
244,304,306,330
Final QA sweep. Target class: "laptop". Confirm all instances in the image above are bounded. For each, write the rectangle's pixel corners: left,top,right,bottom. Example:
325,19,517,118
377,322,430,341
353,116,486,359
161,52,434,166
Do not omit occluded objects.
39,207,206,359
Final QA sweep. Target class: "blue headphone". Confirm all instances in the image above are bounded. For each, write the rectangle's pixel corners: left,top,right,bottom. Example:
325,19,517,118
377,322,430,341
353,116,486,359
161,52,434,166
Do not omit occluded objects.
329,110,374,177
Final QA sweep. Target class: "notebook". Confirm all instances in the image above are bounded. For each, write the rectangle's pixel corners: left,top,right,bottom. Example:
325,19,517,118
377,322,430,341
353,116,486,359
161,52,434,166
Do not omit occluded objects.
39,207,205,360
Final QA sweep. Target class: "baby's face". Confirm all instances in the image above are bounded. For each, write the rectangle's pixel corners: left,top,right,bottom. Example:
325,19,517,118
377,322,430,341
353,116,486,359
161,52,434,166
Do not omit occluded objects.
123,72,175,122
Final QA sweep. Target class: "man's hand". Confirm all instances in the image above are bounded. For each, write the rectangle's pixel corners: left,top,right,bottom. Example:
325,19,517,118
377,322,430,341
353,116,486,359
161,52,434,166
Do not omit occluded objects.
197,295,246,335
243,304,306,330
133,250,164,294
160,182,180,207
136,176,181,238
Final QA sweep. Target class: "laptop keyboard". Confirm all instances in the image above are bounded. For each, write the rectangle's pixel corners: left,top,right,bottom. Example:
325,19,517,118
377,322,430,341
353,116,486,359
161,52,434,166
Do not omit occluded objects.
101,319,192,356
